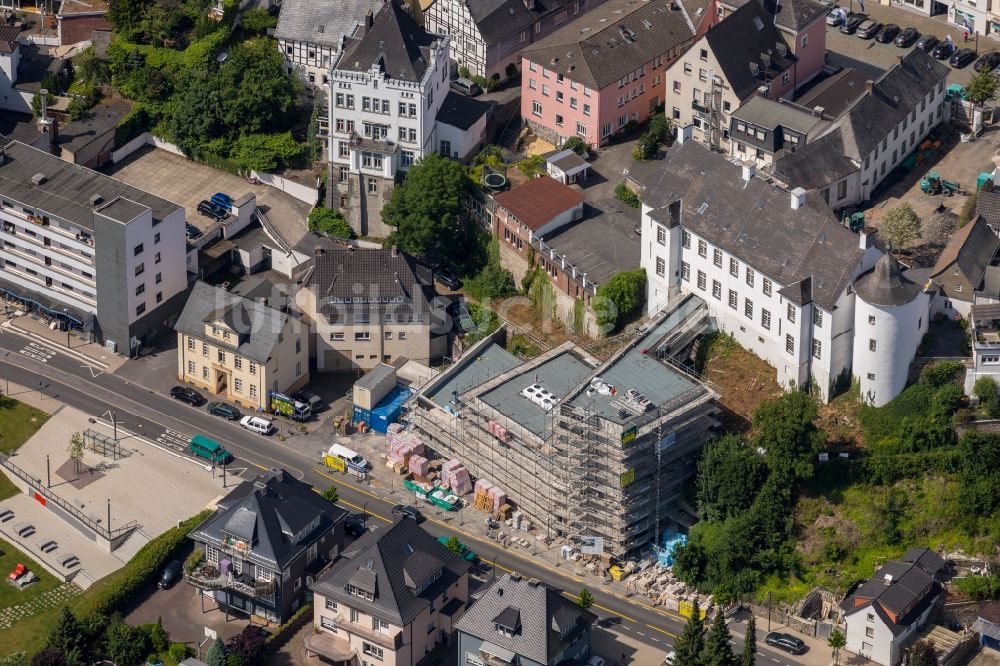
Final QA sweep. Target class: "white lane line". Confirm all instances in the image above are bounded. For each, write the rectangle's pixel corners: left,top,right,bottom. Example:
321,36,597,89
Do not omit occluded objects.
635,631,645,636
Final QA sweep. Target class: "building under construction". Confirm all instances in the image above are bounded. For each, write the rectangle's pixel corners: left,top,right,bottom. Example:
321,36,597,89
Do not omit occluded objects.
405,295,720,559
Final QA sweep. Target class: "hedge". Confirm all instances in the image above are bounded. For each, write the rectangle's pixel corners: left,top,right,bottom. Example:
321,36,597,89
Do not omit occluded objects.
76,510,211,618
265,603,312,653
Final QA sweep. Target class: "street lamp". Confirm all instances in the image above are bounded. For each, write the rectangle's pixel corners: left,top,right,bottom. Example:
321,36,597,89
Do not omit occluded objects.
2,351,9,396
362,501,370,527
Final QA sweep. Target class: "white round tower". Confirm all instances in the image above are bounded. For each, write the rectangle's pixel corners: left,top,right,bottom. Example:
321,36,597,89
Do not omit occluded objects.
853,253,928,407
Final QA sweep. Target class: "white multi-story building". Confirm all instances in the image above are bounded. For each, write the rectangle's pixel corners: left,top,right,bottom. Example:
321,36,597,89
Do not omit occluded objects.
0,140,189,353
632,132,938,406
324,0,450,238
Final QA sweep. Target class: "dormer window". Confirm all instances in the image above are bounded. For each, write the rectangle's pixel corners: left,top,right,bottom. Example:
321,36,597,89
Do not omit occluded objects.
347,583,374,601
495,624,516,637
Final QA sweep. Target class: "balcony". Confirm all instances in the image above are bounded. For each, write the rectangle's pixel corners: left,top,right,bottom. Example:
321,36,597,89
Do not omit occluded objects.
185,564,276,598
304,631,356,662
323,616,402,650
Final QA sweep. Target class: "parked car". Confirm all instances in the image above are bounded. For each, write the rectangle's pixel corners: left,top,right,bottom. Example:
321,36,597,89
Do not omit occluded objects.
435,269,462,291
825,7,843,25
185,223,202,240
158,560,182,589
950,47,977,68
932,40,955,59
437,535,478,562
856,19,882,38
894,26,919,47
664,653,676,665
206,402,241,420
975,51,1000,71
196,200,226,222
449,77,481,97
765,632,807,655
915,34,940,53
839,13,865,33
170,386,204,406
447,299,476,334
391,505,423,522
874,23,899,43
293,389,324,413
240,415,273,435
586,657,606,666
344,515,368,538
210,193,233,210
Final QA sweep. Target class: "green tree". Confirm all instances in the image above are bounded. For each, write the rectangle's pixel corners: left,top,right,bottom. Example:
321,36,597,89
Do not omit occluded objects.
741,615,756,666
68,432,84,474
443,536,463,556
216,39,299,136
880,203,921,253
696,434,768,522
975,376,1000,417
674,599,706,666
73,46,110,85
577,586,594,609
465,236,516,300
107,0,149,40
879,487,905,545
0,653,28,666
306,98,325,162
106,619,149,666
615,181,640,207
205,639,228,666
703,611,735,666
594,268,646,332
231,132,304,172
169,78,223,154
905,640,938,666
828,629,846,666
31,88,56,118
241,8,277,34
30,651,66,666
308,207,353,238
957,431,1000,527
322,485,339,504
383,153,473,259
562,136,591,156
966,69,999,106
751,391,824,481
46,607,86,665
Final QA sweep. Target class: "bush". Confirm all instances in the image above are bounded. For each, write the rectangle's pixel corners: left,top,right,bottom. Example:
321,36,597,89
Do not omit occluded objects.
975,376,1000,417
515,155,545,178
595,268,646,332
622,119,639,135
562,136,591,156
307,207,353,239
458,66,471,79
955,573,1000,600
505,62,518,79
168,643,193,662
241,8,276,34
615,182,640,208
231,132,304,173
264,603,313,651
920,360,966,387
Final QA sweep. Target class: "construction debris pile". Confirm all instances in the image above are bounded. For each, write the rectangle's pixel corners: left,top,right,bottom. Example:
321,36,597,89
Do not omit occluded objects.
627,565,714,611
439,459,473,495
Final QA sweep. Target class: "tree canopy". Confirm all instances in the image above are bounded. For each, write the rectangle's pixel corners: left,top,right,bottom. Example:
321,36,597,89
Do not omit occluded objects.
966,69,999,106
595,268,647,332
673,600,706,666
703,611,735,666
696,434,769,522
880,203,921,252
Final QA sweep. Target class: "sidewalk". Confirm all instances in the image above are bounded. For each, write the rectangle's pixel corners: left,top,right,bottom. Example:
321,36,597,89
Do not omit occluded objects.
1,314,127,372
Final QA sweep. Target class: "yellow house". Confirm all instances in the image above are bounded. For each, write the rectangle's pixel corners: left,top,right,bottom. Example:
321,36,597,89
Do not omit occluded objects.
175,281,309,412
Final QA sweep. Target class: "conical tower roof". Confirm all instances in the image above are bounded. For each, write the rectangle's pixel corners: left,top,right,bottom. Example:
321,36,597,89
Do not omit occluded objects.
854,253,921,307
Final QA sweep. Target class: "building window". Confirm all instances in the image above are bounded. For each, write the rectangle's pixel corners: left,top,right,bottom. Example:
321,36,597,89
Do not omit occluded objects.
203,366,209,380
133,243,143,256
812,339,821,360
156,292,162,304
763,278,772,296
729,258,739,277
728,290,737,309
699,48,708,60
362,643,384,661
814,309,823,328
331,332,345,341
249,361,256,375
532,101,542,116
681,261,690,281
136,303,146,316
583,103,591,116
187,339,195,351
713,249,722,268
154,232,160,244
746,268,755,288
555,114,564,127
234,377,243,392
155,272,162,284
697,271,707,291
787,303,796,323
869,315,876,325
368,178,378,194
786,334,795,355
135,284,145,296
135,263,144,276
235,356,242,370
712,280,721,300
837,180,847,200
869,339,877,352
202,343,209,357
250,385,257,398
698,239,707,258
866,627,875,639
657,226,666,246
656,257,666,278
744,298,753,319
217,350,225,363
187,361,195,374
682,230,691,249
296,361,302,376
762,309,771,330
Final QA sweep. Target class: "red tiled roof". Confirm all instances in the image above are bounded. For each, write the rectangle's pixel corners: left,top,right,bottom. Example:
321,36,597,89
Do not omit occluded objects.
493,176,584,232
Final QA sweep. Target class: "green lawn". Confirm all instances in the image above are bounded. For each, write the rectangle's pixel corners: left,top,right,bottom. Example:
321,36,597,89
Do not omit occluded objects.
0,396,49,501
0,537,62,611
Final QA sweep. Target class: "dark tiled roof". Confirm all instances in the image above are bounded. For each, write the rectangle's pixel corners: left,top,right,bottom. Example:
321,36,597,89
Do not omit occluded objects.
731,96,826,134
189,469,345,571
846,560,936,618
57,100,131,155
631,140,861,309
310,518,470,626
980,601,1000,625
723,0,827,32
336,0,440,83
855,254,922,307
796,68,870,118
519,0,694,89
975,191,1000,226
436,91,493,130
455,574,596,663
0,26,19,52
772,130,857,189
931,215,1000,295
900,547,946,576
466,0,580,44
274,0,383,49
705,1,795,101
493,176,584,232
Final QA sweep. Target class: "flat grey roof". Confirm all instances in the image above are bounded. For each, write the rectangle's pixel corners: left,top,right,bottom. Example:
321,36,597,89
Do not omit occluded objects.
541,200,640,287
427,342,520,411
96,197,147,223
0,141,182,230
479,351,594,438
731,96,826,134
566,296,703,423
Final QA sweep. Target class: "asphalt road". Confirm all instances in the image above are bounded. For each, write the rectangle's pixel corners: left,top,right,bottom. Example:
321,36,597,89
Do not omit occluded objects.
0,328,808,666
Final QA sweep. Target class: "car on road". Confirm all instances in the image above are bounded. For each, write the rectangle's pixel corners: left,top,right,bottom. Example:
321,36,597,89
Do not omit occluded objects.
874,23,899,43
391,505,423,522
206,402,241,420
240,415,273,435
932,40,956,59
894,26,919,47
950,47,977,68
839,13,865,33
975,51,1000,71
185,223,202,240
170,386,204,406
158,560,182,589
344,515,368,538
915,34,940,53
196,200,227,222
765,632,807,655
437,535,478,562
435,269,462,291
210,193,233,210
856,19,883,39
825,7,843,25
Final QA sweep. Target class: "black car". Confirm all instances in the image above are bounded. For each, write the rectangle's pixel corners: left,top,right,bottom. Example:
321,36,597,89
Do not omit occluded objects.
950,47,977,68
207,401,241,420
158,560,182,589
874,23,899,43
856,19,883,38
975,51,1000,71
197,200,227,222
185,223,202,240
170,386,204,406
391,505,423,522
894,27,919,47
932,40,955,59
765,632,807,655
915,34,940,52
435,269,462,291
344,515,367,537
839,13,865,33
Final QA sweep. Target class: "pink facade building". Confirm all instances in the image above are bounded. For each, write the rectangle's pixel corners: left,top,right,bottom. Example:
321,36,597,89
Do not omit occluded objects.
518,0,697,148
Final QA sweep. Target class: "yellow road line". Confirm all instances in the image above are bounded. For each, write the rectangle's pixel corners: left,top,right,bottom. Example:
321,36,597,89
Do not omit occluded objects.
339,499,392,523
251,462,268,471
646,623,679,640
562,592,637,623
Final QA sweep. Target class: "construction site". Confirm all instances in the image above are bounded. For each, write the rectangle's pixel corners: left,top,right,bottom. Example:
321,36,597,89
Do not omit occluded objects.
404,295,720,559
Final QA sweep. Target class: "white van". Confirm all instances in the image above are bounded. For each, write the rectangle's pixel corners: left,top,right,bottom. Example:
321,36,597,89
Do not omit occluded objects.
240,415,273,435
327,443,369,469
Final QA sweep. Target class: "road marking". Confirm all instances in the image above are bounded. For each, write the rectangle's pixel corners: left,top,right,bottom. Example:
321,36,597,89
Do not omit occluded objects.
80,364,103,378
19,342,54,363
562,592,636,623
635,631,645,636
337,499,392,523
251,462,268,471
646,624,680,640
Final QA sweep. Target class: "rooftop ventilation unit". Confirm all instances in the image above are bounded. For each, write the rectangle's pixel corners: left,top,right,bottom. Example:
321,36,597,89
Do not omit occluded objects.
90,194,103,205
521,383,559,411
30,173,46,186
616,388,652,415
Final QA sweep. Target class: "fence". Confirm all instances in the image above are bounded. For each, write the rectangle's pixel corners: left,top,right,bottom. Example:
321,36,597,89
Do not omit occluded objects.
250,170,319,206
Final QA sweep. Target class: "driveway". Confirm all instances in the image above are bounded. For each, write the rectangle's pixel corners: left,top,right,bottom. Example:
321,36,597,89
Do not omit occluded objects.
104,147,313,249
125,581,248,649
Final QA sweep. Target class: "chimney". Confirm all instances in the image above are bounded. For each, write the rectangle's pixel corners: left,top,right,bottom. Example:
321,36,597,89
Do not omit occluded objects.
859,227,876,250
742,162,757,183
790,186,806,209
812,105,825,117
364,9,373,31
390,245,398,258
315,246,326,257
677,123,693,144
865,79,875,94
524,0,537,10
884,574,894,585
761,53,771,69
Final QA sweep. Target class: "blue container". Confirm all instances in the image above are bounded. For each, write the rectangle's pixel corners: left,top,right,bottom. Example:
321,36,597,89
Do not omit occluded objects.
370,387,412,433
352,405,371,426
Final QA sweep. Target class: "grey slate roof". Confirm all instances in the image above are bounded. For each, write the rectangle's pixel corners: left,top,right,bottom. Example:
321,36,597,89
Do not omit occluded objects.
854,253,921,307
465,0,581,44
0,26,20,53
901,547,946,576
975,191,1000,226
931,214,1000,294
335,0,441,83
723,0,827,32
772,130,856,189
843,559,936,617
630,140,862,310
55,99,130,156
0,140,181,230
796,67,869,118
310,517,470,626
274,0,383,49
455,574,596,663
436,91,493,130
357,362,397,391
189,469,345,571
731,96,827,135
518,0,695,90
705,1,795,102
174,281,292,364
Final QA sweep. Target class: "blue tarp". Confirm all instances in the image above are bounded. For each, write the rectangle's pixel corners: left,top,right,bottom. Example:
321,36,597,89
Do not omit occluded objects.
370,387,412,433
352,405,372,427
656,528,688,567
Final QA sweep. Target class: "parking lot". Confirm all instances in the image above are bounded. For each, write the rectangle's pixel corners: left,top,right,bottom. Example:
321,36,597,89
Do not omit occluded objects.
105,147,314,249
